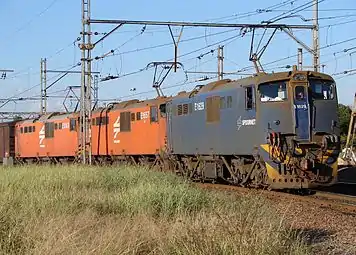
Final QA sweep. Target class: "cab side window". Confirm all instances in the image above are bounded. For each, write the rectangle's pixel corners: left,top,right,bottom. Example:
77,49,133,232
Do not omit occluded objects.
159,104,167,118
245,86,255,110
295,86,306,101
70,118,77,131
150,106,158,122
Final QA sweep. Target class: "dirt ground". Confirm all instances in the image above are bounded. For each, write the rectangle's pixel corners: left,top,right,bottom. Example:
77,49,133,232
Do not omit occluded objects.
274,197,356,255
197,182,356,254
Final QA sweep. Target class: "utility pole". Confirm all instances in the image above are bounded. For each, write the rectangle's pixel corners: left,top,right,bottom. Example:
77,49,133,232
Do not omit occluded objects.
313,0,320,72
80,0,93,165
217,46,224,80
40,58,47,114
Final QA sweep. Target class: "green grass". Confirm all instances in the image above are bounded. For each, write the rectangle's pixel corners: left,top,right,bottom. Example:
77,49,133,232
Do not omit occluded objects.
0,164,310,254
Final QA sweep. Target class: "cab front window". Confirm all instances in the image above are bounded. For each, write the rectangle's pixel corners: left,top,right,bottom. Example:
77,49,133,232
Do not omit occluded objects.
259,81,287,102
309,80,335,100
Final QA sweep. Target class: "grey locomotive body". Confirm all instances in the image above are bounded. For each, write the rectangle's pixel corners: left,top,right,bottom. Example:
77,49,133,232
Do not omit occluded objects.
166,67,340,190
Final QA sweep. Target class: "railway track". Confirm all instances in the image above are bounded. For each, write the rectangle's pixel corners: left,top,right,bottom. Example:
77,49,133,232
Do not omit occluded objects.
195,182,356,215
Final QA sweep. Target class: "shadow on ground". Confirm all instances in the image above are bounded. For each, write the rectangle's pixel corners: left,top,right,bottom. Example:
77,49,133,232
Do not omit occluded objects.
294,228,333,246
338,167,356,184
293,228,351,255
315,167,356,196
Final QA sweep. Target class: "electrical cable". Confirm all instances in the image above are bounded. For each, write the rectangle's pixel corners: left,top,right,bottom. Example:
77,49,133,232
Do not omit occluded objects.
2,0,60,45
8,37,81,79
0,64,80,109
265,0,328,24
233,36,356,74
104,28,239,60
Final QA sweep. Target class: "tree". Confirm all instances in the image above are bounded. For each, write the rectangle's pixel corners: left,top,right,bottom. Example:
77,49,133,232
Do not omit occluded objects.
338,104,352,136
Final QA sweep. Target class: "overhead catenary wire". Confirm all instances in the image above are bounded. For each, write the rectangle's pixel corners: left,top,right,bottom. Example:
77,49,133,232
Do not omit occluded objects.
99,33,243,81
99,31,356,93
2,0,60,45
7,37,82,79
79,0,356,86
9,13,352,94
265,0,328,24
5,0,356,113
105,0,301,36
96,14,353,66
100,28,241,61
0,64,80,109
233,35,356,74
99,35,356,104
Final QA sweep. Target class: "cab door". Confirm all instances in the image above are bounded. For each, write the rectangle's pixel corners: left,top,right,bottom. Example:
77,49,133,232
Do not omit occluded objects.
166,102,174,152
293,84,311,141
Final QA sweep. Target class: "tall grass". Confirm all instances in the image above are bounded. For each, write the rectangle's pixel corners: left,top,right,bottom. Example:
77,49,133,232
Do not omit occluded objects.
0,165,310,254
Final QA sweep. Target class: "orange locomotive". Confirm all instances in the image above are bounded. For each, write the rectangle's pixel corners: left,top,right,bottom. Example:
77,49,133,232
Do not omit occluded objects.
15,113,78,162
15,97,170,165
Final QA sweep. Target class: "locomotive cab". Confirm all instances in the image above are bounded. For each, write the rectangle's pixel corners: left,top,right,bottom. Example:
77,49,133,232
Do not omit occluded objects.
257,67,340,189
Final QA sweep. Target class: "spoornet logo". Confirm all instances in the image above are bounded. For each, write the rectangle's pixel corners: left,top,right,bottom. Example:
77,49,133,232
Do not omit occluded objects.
39,125,45,148
113,116,120,144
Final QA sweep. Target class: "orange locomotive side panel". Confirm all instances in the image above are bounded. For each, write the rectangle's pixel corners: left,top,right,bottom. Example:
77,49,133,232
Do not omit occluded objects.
108,106,166,156
91,100,168,157
40,117,78,158
15,98,170,160
15,113,79,159
15,121,43,158
91,110,110,156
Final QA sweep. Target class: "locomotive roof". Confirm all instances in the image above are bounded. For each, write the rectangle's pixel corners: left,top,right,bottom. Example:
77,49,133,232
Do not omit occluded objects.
15,70,334,122
92,96,173,114
195,70,334,94
16,112,75,125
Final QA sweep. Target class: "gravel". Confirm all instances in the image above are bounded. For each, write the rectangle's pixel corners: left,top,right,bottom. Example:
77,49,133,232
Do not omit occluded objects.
273,196,356,255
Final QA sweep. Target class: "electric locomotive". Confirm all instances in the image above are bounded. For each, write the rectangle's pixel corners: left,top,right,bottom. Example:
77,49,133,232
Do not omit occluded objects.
166,66,340,189
6,65,341,191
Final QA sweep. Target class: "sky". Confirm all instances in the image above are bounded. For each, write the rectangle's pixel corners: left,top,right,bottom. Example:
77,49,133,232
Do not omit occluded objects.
1,0,356,114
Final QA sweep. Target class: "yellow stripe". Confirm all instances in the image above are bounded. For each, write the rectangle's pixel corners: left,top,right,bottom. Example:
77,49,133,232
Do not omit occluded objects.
329,161,338,184
265,162,280,179
260,143,338,186
260,144,291,164
260,144,337,165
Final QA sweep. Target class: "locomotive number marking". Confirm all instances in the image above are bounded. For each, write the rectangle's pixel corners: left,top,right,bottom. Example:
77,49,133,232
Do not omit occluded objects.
39,126,45,148
141,111,149,119
194,102,205,111
294,104,307,110
113,116,120,144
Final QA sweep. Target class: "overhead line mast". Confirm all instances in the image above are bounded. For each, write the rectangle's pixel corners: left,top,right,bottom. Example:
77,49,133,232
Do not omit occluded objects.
80,0,320,165
313,0,320,72
80,0,93,164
